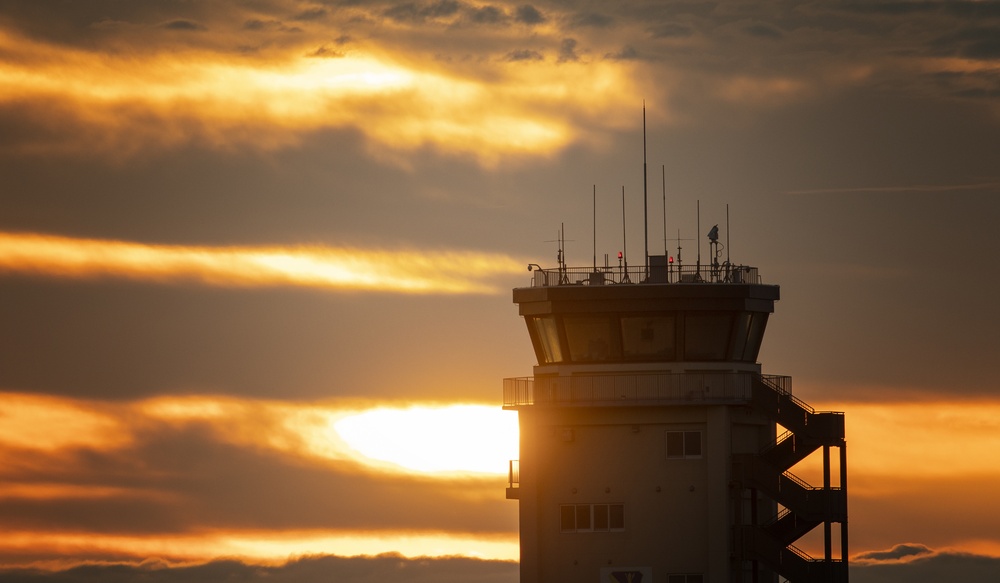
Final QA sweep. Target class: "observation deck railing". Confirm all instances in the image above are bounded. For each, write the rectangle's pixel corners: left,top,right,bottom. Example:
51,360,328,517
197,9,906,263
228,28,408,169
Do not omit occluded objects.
527,263,761,287
503,372,790,408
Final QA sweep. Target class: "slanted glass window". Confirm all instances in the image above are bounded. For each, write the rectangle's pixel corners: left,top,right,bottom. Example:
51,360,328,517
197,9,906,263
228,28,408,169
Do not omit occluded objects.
564,316,613,362
666,430,703,459
621,315,676,360
730,312,751,361
743,313,768,362
684,313,732,360
533,316,563,363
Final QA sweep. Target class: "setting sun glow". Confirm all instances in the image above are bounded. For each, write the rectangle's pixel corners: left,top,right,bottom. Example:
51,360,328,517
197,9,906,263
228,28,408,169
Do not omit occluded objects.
333,405,519,475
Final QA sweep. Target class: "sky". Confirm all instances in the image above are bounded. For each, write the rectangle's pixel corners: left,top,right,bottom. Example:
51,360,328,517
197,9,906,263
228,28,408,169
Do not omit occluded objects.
1,0,999,581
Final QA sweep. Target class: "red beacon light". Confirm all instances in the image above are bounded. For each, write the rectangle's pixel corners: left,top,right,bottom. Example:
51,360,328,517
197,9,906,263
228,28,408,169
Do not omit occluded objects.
618,251,623,260
668,256,674,264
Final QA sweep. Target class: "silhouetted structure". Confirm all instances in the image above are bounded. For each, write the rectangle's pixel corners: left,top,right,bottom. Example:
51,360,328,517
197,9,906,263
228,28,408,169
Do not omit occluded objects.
504,256,848,582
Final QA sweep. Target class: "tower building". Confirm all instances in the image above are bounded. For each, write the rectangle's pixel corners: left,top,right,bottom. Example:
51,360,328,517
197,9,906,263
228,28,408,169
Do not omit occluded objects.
504,252,848,582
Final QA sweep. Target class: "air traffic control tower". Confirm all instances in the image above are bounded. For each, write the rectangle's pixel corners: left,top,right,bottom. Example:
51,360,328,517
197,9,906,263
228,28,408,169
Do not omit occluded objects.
503,251,848,583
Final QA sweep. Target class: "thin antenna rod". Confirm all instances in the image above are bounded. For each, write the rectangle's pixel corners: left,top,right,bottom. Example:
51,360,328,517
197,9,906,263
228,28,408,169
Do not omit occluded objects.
726,204,731,266
621,186,630,283
621,186,628,265
642,101,649,279
593,185,597,272
696,199,701,274
661,164,667,258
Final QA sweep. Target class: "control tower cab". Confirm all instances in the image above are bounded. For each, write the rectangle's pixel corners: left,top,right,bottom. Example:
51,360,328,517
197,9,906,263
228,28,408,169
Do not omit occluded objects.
504,257,847,583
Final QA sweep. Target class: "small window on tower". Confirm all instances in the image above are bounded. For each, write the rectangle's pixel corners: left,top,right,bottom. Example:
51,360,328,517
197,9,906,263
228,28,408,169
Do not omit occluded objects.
560,505,576,531
560,503,625,533
575,504,591,530
666,430,703,459
609,504,625,530
594,504,609,531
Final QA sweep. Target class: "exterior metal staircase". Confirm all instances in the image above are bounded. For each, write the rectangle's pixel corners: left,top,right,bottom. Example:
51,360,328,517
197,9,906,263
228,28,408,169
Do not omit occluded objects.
733,375,848,582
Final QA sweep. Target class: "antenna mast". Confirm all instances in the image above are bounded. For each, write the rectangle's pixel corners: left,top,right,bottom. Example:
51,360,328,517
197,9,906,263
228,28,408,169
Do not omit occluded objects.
661,164,667,258
696,200,701,276
621,186,630,283
726,204,731,267
642,102,649,279
593,185,597,272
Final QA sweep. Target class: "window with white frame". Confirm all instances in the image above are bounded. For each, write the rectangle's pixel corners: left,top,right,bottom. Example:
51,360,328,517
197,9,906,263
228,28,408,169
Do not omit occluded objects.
666,430,703,459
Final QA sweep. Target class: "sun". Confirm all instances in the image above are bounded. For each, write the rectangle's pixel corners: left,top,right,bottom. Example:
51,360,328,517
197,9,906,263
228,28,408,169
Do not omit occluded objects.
333,404,519,475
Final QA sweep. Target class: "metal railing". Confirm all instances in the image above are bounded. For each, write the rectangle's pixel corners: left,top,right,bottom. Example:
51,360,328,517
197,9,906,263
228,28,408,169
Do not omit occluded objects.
528,264,761,287
503,372,790,407
508,459,519,489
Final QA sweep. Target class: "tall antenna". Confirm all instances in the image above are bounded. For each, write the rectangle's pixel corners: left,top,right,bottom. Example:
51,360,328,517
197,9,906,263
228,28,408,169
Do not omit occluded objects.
642,101,649,279
621,186,630,283
593,185,597,272
661,164,667,257
696,199,701,275
726,203,731,267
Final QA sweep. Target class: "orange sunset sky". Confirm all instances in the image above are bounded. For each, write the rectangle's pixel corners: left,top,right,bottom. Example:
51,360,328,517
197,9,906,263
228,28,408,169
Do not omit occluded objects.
2,1,1000,582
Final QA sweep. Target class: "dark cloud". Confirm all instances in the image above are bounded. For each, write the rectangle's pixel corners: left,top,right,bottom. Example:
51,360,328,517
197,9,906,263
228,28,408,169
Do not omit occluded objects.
242,18,303,33
383,0,461,23
570,12,613,28
0,278,525,401
504,49,543,61
604,45,638,60
292,7,328,22
0,555,518,583
648,22,693,38
0,421,515,536
470,6,505,24
557,38,578,62
161,20,205,31
852,548,1000,583
854,543,933,562
515,5,545,25
743,22,782,39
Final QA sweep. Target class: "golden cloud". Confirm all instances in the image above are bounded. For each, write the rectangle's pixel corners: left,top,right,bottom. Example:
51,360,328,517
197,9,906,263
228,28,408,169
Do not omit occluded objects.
0,232,525,294
0,23,642,164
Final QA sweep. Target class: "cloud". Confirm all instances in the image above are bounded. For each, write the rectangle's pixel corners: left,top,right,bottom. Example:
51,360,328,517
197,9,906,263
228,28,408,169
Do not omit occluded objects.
504,49,543,62
648,23,692,38
604,45,639,60
291,8,328,22
570,12,614,29
161,20,206,31
0,554,518,583
470,6,505,25
383,1,462,23
784,181,1000,195
854,543,933,563
557,38,578,62
852,546,1000,583
0,232,524,294
0,393,518,564
743,22,783,39
515,5,545,25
